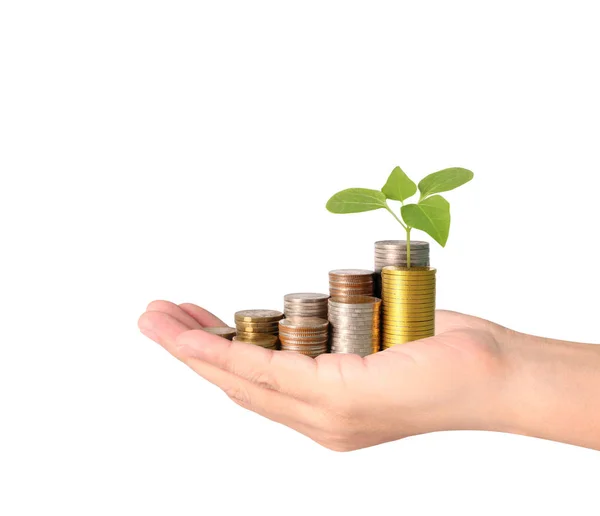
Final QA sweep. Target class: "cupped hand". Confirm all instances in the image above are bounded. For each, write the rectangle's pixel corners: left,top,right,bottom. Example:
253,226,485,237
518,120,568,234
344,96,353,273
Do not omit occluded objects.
138,302,512,451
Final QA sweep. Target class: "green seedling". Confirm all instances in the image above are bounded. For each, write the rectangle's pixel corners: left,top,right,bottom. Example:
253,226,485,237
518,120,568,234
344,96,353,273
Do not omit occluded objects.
326,166,474,267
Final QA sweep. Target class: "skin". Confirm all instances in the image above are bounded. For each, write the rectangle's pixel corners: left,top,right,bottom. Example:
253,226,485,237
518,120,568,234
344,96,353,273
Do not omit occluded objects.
138,301,600,451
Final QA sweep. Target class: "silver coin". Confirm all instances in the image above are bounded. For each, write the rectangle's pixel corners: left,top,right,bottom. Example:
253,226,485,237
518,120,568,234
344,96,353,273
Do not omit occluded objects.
329,325,378,332
375,240,429,248
329,269,374,276
284,305,328,312
328,307,380,315
284,292,330,302
374,250,430,257
328,303,381,311
375,242,429,247
331,343,377,349
331,336,378,342
332,342,378,350
329,320,378,328
203,326,237,338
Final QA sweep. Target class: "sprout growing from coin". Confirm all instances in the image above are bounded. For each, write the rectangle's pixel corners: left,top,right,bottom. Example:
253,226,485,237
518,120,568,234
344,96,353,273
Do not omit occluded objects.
326,166,474,267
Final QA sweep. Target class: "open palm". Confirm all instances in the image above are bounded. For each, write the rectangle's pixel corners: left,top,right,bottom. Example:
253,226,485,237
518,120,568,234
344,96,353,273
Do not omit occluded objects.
139,302,508,451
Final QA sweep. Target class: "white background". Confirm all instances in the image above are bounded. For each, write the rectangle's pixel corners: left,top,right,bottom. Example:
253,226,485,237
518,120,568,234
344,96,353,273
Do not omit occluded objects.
1,1,599,515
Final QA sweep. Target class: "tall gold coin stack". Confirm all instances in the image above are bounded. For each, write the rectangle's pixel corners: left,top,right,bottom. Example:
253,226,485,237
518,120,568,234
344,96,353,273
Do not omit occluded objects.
279,317,329,357
328,295,381,356
329,269,374,298
203,326,237,340
381,266,436,349
284,293,329,319
374,240,430,298
233,309,284,350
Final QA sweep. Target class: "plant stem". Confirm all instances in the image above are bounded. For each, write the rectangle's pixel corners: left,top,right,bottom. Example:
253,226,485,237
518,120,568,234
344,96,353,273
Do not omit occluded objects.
385,206,407,230
406,227,412,268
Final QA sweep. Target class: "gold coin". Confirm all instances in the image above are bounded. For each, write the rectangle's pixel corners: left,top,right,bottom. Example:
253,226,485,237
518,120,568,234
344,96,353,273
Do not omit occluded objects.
381,283,436,289
383,319,434,326
381,266,436,274
383,316,435,323
236,331,277,341
383,300,436,307
383,330,435,338
236,324,279,333
383,330,434,338
382,294,436,302
383,303,435,310
233,335,278,346
381,275,436,281
383,305,436,312
383,321,435,330
381,281,436,288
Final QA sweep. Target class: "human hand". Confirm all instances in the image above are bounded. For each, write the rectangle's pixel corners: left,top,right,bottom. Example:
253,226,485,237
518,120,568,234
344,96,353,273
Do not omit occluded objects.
138,301,512,451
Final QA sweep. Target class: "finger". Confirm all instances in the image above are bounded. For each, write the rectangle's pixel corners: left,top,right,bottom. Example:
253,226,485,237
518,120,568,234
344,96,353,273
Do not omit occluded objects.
138,311,198,358
175,330,321,402
178,303,228,327
146,300,203,329
186,357,325,434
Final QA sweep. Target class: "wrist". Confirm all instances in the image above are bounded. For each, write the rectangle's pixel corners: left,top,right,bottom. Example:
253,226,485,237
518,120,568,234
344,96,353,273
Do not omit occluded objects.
495,329,600,449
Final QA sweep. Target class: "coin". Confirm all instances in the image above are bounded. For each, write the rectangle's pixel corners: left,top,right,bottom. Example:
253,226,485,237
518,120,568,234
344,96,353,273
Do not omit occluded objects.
280,317,329,330
382,328,435,337
236,322,279,332
203,327,237,340
233,334,278,348
234,309,284,323
382,291,436,299
382,320,435,329
278,317,330,357
236,331,279,341
328,294,381,355
375,240,429,248
329,269,374,277
284,293,329,302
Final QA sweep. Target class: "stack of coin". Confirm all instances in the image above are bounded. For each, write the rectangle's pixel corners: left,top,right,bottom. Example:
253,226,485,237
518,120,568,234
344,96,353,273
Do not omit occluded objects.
329,269,374,298
381,266,436,349
234,309,284,350
328,295,381,356
203,326,237,340
374,240,430,296
279,317,329,357
284,293,329,319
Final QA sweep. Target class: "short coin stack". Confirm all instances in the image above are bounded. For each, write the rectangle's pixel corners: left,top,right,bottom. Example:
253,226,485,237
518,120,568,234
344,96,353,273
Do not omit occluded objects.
381,266,436,349
328,296,381,356
203,326,237,340
279,317,329,357
284,293,329,319
374,240,430,297
234,309,284,350
329,269,374,298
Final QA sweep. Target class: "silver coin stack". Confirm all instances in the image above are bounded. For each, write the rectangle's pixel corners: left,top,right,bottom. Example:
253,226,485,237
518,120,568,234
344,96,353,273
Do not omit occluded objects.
328,295,381,357
284,293,329,319
374,240,430,297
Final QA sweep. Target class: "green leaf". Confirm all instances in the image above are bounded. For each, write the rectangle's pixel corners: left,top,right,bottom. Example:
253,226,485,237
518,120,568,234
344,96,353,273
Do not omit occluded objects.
326,188,388,214
401,195,451,247
381,166,417,202
418,167,474,200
